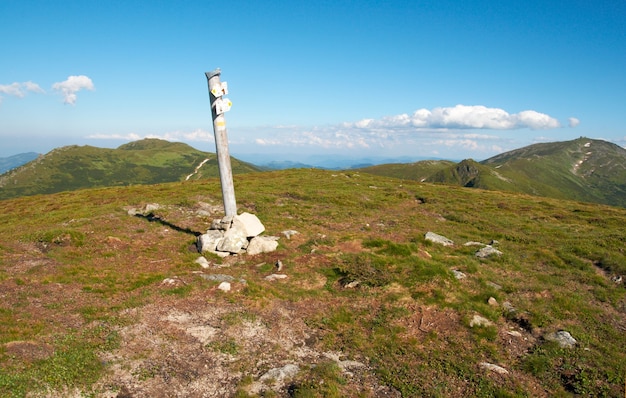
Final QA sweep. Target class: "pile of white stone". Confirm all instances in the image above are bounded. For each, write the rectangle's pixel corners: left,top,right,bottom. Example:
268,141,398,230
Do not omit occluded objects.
197,212,279,257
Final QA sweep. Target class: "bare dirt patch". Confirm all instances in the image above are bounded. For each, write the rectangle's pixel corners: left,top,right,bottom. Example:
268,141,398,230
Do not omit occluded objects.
89,291,398,397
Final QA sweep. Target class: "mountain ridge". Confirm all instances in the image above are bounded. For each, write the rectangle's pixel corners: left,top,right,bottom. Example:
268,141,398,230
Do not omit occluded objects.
2,137,625,207
357,137,626,208
0,152,40,174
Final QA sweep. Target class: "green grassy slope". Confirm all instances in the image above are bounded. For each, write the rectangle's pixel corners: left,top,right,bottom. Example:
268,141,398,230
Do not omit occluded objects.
358,138,626,208
0,139,260,200
0,169,624,397
355,160,455,182
482,138,626,206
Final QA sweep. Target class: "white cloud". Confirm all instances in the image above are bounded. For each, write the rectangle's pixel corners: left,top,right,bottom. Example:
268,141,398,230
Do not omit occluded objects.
514,110,560,129
23,81,45,94
84,104,567,161
348,105,561,130
178,129,214,141
87,129,216,144
254,128,373,150
87,133,144,141
0,82,25,98
0,81,45,103
52,75,94,105
568,117,580,128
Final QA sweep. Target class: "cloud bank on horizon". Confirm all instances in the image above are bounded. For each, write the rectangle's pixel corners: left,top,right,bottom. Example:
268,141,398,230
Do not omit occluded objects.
0,75,94,105
1,70,582,160
345,105,564,131
83,104,578,159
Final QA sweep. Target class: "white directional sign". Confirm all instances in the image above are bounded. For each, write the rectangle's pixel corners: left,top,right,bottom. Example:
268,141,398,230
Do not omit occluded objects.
214,97,232,114
210,81,228,97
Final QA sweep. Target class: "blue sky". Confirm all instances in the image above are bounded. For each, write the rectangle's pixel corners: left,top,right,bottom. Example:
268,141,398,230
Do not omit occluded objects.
1,0,625,163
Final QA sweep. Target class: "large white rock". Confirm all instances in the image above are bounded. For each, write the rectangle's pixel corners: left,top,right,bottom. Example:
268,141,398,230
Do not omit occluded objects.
233,212,265,237
545,330,577,348
217,225,249,253
246,236,279,255
197,230,224,252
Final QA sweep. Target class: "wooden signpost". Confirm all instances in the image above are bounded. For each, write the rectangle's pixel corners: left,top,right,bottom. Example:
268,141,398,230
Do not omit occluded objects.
205,68,237,217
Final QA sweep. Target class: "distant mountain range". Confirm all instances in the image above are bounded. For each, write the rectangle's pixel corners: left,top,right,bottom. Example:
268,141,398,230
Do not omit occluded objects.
0,139,260,200
356,137,626,208
236,153,427,170
1,137,625,207
0,152,39,174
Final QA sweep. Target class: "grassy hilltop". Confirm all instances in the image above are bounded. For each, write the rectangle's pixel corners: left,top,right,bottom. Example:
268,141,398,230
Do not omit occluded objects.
0,139,260,200
0,169,624,397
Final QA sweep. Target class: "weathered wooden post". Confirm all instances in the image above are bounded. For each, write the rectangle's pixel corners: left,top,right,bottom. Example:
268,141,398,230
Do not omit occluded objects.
205,68,237,217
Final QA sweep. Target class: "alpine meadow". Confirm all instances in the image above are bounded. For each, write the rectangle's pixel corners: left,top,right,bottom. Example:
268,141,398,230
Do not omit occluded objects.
0,139,625,396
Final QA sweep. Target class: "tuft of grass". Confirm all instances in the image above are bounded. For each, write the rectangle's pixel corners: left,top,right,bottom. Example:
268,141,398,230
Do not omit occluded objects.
26,229,86,247
288,361,346,397
206,338,239,355
0,326,119,397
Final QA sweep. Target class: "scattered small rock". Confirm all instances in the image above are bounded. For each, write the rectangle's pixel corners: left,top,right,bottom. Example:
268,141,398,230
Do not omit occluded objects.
265,274,288,281
545,330,577,348
195,256,211,269
470,314,494,327
425,232,454,246
502,301,516,314
464,241,485,247
217,282,231,292
161,277,184,286
480,362,509,375
486,281,502,290
475,245,503,258
487,297,498,306
281,230,299,239
507,330,523,338
144,203,160,212
323,352,367,376
452,270,467,279
343,280,361,289
248,364,300,394
259,364,300,383
200,274,235,283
